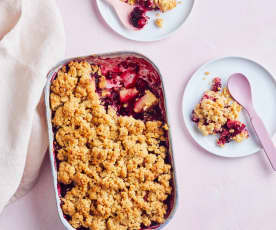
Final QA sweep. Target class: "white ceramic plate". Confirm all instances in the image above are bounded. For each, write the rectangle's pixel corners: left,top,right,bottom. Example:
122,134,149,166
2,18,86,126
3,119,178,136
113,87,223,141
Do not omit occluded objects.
96,0,194,42
182,56,276,157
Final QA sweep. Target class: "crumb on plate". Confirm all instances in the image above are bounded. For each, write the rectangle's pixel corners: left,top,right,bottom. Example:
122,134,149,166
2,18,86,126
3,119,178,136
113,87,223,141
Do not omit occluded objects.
155,18,164,28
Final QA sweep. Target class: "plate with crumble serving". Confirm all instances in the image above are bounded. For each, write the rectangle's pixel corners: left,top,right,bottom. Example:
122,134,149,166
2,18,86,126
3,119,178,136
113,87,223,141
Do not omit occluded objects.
182,56,276,158
96,0,194,41
45,52,177,230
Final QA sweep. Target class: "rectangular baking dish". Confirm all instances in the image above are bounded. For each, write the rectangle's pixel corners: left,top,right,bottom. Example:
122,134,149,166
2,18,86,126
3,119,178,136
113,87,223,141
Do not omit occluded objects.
44,51,178,230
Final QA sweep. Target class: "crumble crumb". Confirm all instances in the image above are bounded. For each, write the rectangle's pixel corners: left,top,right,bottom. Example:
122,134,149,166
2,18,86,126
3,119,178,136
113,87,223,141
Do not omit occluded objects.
154,0,177,12
155,18,164,28
99,76,107,89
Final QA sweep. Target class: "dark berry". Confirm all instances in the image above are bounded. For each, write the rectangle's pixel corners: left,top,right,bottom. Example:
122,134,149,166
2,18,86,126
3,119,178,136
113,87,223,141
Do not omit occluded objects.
211,77,222,92
191,111,199,123
129,7,148,29
137,0,154,10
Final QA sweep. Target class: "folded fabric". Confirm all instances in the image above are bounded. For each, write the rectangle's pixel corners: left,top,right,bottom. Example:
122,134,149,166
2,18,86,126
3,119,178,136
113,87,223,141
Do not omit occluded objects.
0,0,65,212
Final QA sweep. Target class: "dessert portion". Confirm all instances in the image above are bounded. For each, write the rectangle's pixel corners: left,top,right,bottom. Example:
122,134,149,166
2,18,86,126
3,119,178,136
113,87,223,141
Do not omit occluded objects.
123,0,178,29
50,56,174,230
191,77,249,147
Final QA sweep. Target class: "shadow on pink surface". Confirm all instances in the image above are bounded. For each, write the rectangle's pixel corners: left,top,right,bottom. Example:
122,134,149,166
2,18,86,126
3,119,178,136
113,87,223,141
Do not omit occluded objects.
90,0,121,39
0,156,65,230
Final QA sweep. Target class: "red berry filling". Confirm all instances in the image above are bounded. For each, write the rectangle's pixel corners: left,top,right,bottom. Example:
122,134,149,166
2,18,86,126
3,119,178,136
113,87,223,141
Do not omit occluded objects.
191,110,199,123
129,6,148,29
136,0,155,10
84,56,165,122
121,71,137,88
217,120,248,146
211,77,222,92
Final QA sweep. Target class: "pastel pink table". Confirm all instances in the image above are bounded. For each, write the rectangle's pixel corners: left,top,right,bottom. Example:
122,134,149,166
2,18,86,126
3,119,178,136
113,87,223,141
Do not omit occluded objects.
1,0,276,229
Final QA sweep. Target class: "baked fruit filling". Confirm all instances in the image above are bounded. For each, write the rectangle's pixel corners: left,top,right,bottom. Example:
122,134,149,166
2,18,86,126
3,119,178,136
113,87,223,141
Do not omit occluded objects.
129,6,148,29
123,0,178,29
50,56,173,230
191,77,249,147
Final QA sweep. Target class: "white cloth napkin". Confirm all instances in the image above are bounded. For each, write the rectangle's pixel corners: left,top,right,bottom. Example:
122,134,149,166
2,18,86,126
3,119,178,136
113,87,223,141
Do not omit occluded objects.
0,0,65,212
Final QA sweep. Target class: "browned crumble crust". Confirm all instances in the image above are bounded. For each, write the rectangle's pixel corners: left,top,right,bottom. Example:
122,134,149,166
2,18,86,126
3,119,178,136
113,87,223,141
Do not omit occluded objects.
50,61,172,230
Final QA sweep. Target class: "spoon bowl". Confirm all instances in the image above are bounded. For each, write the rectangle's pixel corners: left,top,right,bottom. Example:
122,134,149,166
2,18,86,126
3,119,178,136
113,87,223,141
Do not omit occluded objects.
228,73,253,112
228,73,276,171
102,0,137,30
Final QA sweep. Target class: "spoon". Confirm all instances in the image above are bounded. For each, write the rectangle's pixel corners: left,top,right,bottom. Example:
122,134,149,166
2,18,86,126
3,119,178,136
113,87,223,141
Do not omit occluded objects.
228,73,276,170
102,0,136,30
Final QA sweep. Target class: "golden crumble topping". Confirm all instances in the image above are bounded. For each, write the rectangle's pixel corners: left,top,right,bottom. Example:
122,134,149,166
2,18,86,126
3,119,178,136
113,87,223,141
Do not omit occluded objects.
154,0,177,12
50,61,172,230
192,77,249,147
193,88,241,136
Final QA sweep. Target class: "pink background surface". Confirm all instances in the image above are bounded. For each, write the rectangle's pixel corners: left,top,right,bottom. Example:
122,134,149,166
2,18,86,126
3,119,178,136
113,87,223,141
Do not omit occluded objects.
1,0,276,229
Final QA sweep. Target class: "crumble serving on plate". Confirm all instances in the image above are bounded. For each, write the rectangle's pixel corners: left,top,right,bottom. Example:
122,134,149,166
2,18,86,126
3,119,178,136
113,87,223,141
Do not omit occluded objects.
191,77,249,147
50,57,173,230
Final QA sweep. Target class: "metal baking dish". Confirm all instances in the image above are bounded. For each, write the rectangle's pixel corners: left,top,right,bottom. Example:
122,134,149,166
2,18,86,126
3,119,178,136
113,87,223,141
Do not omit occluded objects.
44,51,178,230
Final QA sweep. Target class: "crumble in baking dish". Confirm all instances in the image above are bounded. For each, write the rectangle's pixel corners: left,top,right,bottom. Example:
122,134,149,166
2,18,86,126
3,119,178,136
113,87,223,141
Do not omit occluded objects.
50,56,174,230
